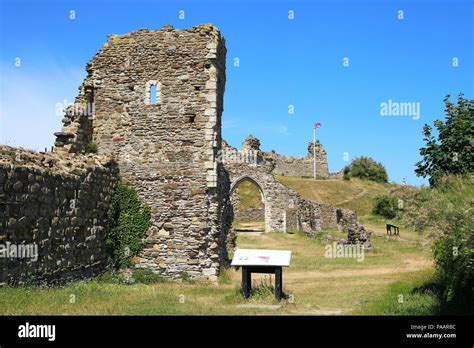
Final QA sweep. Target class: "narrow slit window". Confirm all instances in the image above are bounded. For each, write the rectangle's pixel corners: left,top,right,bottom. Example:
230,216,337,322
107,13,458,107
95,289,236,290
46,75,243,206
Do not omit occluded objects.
149,84,158,104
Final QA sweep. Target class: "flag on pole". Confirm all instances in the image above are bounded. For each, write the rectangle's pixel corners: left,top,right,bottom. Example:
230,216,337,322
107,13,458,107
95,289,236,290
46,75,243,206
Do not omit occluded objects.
312,122,321,179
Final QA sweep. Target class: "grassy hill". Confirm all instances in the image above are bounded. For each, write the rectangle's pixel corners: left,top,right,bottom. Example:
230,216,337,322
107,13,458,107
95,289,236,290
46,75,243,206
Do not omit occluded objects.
235,175,397,216
275,176,397,217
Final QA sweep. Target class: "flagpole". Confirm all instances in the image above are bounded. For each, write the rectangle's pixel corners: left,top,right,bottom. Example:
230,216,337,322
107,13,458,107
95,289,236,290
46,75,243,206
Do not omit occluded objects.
313,127,316,179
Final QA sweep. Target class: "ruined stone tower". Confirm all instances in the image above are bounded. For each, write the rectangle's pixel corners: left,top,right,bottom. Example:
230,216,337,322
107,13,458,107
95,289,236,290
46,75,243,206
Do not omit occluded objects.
54,24,231,280
263,139,329,178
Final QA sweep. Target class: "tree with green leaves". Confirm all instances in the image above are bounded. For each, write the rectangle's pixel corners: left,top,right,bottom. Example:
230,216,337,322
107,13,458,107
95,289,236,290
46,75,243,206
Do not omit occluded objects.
344,156,388,183
415,94,474,186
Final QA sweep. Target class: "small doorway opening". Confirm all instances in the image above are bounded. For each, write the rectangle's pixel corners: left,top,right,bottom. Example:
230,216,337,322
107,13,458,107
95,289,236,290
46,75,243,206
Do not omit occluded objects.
230,178,265,233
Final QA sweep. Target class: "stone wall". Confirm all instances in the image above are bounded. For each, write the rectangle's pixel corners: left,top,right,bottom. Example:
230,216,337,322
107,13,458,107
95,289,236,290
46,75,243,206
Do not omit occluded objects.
296,198,365,239
54,24,230,280
297,198,372,248
1,24,368,286
328,169,344,180
0,146,118,285
234,208,264,221
264,140,329,179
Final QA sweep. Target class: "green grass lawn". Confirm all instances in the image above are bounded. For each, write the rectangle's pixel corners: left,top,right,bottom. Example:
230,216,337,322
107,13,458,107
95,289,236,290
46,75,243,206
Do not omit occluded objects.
0,221,438,315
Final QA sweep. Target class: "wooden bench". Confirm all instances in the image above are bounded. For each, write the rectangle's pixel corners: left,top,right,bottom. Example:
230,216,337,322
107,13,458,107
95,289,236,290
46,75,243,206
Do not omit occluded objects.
231,249,292,300
386,224,400,236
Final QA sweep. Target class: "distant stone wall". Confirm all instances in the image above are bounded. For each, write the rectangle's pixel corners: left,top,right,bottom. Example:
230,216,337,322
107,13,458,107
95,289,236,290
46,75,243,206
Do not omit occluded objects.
316,201,338,228
297,199,321,234
0,146,118,285
264,140,329,179
297,199,363,238
328,169,343,180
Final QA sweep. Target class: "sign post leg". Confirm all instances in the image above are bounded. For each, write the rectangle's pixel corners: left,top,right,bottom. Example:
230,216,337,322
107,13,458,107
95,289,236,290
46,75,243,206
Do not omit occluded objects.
242,266,251,299
275,266,282,300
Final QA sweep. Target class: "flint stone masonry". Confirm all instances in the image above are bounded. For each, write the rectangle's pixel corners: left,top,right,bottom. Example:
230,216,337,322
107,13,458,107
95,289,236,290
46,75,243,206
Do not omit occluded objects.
264,140,329,179
54,24,230,280
296,199,372,249
234,208,264,221
0,146,118,285
230,135,341,179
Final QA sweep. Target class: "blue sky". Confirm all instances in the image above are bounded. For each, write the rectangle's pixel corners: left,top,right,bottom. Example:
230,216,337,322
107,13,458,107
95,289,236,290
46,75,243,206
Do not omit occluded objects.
0,0,472,186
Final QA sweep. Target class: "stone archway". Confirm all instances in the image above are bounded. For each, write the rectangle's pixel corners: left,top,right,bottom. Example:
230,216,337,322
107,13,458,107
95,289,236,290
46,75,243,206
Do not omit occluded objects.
226,167,299,233
230,175,268,232
222,137,301,233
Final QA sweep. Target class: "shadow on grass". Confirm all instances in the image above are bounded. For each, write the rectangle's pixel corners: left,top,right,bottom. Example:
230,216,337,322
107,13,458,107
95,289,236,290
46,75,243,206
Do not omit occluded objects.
412,281,473,315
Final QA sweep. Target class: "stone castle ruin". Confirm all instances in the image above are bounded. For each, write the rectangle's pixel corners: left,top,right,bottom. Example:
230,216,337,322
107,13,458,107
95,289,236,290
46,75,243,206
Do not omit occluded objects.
226,135,339,224
1,24,369,285
54,24,230,281
265,138,330,179
221,134,370,244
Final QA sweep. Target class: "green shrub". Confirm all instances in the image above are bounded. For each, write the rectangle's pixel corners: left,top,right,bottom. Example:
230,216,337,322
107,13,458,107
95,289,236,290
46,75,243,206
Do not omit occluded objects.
391,185,431,232
393,175,473,308
106,182,152,270
432,225,473,308
372,195,398,219
180,271,191,282
343,167,350,181
86,142,98,153
250,275,275,300
344,156,388,183
131,269,166,284
425,176,473,308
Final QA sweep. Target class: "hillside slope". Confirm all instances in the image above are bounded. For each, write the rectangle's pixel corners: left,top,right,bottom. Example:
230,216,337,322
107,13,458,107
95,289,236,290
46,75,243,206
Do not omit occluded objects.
275,176,397,217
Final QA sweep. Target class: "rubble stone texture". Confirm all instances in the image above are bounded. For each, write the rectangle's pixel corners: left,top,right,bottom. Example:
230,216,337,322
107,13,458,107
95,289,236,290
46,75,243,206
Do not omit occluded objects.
54,24,230,280
264,140,330,179
233,207,264,221
0,146,118,285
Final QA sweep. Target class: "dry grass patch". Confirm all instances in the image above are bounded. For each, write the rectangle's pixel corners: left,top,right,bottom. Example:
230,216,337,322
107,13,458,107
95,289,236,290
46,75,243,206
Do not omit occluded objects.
0,227,435,315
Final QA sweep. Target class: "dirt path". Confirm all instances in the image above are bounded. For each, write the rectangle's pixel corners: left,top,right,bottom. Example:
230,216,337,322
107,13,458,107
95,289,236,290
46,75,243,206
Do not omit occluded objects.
335,187,368,206
285,257,433,281
234,221,265,232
